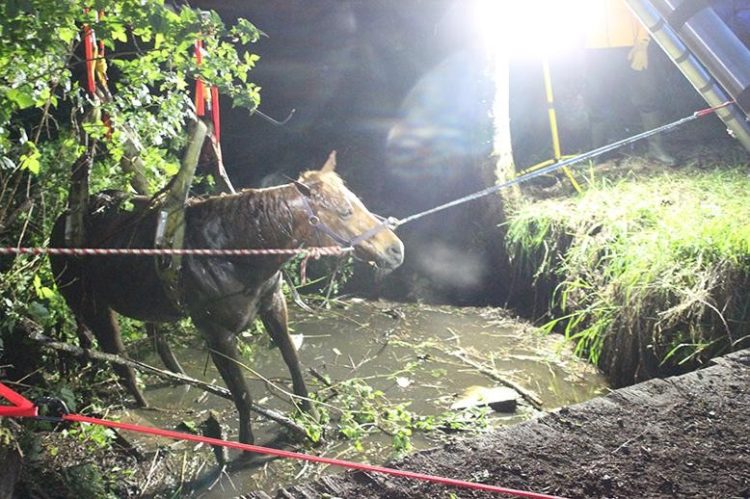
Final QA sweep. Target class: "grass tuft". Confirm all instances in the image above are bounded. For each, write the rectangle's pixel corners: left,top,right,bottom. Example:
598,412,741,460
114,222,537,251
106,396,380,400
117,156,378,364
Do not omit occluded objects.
506,167,750,386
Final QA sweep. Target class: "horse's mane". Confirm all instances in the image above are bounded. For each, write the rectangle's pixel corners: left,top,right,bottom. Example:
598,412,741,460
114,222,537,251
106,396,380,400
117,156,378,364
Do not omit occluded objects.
185,170,347,211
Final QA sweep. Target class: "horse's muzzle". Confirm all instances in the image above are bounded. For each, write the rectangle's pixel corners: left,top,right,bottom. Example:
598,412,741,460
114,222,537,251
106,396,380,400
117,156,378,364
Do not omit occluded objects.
374,241,404,271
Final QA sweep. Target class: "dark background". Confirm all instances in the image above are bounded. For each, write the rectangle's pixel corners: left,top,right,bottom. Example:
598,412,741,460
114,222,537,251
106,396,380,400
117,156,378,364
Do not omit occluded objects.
191,0,705,305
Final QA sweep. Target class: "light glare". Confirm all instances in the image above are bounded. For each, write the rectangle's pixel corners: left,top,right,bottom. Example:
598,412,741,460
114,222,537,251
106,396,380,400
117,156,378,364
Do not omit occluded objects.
474,0,596,58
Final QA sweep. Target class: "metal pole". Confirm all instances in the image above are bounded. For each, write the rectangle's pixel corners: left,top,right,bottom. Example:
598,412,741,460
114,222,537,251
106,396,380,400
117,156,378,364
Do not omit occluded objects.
625,0,750,152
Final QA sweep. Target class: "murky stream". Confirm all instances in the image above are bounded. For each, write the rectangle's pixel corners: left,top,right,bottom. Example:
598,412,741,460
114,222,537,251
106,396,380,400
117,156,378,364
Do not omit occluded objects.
127,299,608,497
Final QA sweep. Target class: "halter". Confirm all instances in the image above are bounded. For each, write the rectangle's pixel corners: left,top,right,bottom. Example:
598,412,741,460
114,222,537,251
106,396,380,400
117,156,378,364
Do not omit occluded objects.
298,192,397,248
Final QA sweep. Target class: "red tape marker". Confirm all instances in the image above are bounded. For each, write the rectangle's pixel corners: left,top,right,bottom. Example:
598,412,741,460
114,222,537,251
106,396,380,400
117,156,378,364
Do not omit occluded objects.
83,23,96,96
211,85,221,142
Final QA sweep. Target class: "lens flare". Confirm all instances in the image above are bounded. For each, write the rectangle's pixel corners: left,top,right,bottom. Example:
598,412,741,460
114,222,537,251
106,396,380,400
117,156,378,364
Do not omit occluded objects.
473,0,596,58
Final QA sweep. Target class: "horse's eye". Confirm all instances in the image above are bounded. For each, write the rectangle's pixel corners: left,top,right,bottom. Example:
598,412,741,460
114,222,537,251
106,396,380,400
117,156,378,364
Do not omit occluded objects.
339,206,354,219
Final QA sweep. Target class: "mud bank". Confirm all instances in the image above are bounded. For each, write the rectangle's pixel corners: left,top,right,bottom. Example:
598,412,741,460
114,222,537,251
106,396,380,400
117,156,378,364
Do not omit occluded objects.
248,349,750,498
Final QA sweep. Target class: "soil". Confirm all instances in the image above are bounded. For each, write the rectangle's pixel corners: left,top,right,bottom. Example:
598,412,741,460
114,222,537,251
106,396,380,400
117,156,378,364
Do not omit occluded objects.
247,349,750,499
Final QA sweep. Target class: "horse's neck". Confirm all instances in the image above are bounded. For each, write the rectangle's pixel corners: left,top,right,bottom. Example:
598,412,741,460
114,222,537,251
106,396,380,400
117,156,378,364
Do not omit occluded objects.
192,184,310,250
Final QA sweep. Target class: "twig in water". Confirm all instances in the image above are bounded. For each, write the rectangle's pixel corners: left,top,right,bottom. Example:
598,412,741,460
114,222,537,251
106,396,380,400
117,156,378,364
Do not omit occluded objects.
444,327,461,344
207,465,234,492
294,460,310,480
308,367,334,389
179,451,188,496
141,448,163,493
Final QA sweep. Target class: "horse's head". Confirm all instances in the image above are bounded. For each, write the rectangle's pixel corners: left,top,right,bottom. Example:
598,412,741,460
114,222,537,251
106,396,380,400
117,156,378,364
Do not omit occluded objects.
296,152,404,271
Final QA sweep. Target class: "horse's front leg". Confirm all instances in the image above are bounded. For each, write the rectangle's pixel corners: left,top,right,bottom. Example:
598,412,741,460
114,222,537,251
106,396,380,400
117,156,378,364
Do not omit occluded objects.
196,321,255,445
260,282,318,419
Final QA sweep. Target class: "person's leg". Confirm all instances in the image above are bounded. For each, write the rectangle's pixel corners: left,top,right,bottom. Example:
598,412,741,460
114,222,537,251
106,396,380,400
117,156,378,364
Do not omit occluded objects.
585,49,616,150
631,47,676,165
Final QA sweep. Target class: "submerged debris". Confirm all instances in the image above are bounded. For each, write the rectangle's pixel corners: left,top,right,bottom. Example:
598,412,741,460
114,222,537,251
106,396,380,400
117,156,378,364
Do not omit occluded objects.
450,386,519,412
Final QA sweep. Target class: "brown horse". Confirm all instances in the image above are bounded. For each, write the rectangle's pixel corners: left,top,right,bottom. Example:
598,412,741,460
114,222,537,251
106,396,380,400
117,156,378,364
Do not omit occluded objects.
50,153,404,444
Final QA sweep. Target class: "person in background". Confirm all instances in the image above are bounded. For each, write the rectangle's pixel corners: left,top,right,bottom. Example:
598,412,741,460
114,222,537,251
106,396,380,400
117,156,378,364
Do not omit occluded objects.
584,0,676,165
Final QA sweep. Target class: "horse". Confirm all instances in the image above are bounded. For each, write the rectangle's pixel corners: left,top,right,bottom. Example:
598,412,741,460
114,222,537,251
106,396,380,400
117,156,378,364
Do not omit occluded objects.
49,152,404,444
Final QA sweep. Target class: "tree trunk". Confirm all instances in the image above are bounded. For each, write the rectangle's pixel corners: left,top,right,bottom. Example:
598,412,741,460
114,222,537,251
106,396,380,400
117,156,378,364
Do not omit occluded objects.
488,43,521,210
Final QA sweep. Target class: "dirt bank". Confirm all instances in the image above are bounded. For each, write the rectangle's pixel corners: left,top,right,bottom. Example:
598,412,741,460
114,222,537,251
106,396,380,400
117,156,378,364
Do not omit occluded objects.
247,349,750,498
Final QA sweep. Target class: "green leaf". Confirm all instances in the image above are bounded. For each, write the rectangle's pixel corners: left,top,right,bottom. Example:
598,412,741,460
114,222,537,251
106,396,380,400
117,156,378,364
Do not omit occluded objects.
112,25,128,43
59,26,77,44
33,275,55,299
19,143,41,174
243,52,260,66
163,161,179,176
6,88,35,109
232,18,263,44
27,302,50,322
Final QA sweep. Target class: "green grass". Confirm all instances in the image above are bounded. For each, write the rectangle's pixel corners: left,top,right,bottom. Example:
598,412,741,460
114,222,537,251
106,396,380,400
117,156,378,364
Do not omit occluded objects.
506,168,750,385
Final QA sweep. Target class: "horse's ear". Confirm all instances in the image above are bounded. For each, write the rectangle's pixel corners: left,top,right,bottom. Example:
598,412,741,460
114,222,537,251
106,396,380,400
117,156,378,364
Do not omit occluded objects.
292,180,312,197
320,150,337,173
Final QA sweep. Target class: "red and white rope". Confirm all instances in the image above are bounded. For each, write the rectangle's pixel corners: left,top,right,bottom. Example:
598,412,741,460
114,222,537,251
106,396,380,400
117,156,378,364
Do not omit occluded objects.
0,246,351,258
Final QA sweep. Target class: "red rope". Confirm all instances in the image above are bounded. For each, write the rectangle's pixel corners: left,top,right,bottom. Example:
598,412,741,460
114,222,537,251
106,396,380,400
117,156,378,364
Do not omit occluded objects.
0,246,350,257
0,380,563,497
61,413,564,498
211,85,221,142
0,383,38,418
1,361,563,498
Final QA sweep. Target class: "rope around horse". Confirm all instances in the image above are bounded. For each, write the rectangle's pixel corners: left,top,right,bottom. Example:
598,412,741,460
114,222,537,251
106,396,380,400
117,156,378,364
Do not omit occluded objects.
0,246,351,257
0,101,731,258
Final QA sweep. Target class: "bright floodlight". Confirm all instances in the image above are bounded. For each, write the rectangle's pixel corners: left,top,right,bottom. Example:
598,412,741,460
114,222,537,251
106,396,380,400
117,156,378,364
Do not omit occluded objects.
474,0,596,58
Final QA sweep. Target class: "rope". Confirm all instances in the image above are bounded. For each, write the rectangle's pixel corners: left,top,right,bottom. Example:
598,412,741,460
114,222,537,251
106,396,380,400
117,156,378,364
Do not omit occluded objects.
2,102,731,262
0,105,729,498
393,101,734,228
63,412,564,498
0,246,351,258
0,382,564,498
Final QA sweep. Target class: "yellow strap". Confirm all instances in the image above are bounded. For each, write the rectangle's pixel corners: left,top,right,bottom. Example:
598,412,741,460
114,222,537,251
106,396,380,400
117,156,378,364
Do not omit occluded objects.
91,44,109,91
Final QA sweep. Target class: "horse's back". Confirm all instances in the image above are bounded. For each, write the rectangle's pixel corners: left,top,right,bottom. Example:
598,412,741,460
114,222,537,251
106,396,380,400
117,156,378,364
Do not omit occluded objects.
50,192,183,323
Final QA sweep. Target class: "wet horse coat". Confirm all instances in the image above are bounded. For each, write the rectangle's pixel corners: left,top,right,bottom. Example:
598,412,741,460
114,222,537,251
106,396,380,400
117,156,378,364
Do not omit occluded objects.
50,155,404,444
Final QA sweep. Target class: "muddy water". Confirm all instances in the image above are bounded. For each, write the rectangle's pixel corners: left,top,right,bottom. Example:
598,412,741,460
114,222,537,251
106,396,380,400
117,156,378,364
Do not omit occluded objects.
129,300,608,497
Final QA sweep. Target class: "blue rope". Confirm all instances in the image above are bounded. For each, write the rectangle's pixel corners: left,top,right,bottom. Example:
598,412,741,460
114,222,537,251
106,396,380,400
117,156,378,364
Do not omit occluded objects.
394,102,733,227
